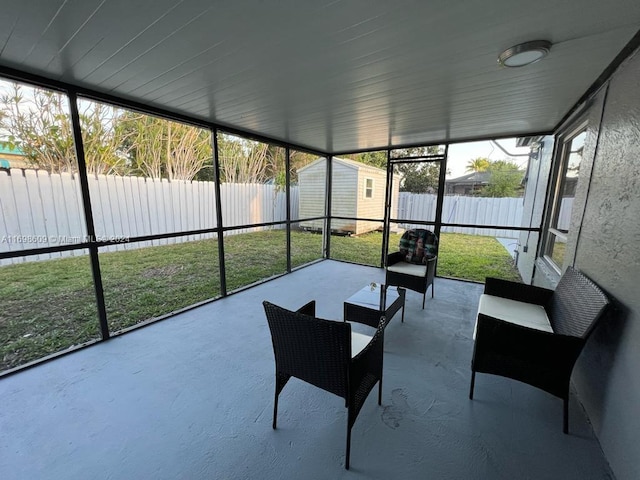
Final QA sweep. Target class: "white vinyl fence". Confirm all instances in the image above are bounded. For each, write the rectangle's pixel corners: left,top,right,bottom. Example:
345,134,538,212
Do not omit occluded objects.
397,193,572,237
398,193,524,237
0,169,296,265
1,169,573,265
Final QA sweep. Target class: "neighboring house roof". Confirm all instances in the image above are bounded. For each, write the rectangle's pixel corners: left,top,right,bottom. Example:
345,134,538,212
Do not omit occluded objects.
0,144,27,169
446,171,491,185
0,144,25,156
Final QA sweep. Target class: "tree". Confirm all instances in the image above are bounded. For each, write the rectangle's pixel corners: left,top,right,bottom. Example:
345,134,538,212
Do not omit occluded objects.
216,133,274,184
0,83,77,174
262,144,287,190
465,157,490,173
287,150,321,185
266,149,324,192
192,143,318,186
78,100,132,176
395,146,444,193
1,83,135,176
167,125,211,181
0,81,213,180
344,150,387,169
480,160,523,197
344,146,448,193
118,112,166,179
398,162,441,193
117,111,211,181
0,83,131,174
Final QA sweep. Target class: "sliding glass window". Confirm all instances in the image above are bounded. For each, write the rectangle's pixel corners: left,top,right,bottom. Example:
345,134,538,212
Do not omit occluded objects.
544,125,586,271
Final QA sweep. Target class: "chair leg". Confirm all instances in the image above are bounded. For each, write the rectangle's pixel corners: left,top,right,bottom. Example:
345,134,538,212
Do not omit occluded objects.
378,379,382,405
422,291,426,309
431,283,434,298
345,425,352,470
469,370,476,400
272,389,279,429
563,397,569,434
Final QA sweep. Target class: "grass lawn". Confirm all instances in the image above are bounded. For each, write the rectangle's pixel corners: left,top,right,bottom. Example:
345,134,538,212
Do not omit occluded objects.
331,232,521,283
437,233,522,282
1,230,519,371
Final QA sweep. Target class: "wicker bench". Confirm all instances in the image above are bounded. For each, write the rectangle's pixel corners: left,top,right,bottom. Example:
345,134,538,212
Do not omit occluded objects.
469,266,610,433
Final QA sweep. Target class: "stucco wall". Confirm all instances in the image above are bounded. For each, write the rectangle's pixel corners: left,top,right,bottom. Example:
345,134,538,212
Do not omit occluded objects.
531,47,640,480
569,47,640,480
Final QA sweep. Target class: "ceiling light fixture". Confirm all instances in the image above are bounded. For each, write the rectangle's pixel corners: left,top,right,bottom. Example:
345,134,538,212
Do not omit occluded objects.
498,40,552,67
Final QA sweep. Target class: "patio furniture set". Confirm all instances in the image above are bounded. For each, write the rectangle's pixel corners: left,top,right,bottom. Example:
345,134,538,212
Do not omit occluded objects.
262,229,611,469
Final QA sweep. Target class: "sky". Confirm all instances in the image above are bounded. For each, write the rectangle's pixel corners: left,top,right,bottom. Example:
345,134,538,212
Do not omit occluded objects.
446,138,531,179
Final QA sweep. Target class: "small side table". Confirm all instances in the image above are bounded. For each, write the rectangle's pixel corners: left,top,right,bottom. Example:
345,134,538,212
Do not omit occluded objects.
343,283,406,328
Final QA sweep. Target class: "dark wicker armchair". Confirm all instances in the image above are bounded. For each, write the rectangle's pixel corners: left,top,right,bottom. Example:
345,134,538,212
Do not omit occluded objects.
469,267,610,433
386,228,438,308
263,300,385,469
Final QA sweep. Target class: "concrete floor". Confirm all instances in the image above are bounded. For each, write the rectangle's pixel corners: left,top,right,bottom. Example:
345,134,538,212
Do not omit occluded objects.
0,261,613,480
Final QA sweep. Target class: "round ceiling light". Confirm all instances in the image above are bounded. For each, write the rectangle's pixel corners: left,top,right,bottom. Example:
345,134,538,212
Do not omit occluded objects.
498,40,552,67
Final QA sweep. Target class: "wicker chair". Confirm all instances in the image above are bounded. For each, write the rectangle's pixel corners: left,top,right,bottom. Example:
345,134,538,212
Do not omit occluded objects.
386,228,438,308
263,300,385,469
469,267,610,433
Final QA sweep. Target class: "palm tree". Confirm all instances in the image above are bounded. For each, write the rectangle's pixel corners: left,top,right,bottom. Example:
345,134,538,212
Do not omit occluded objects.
465,157,490,173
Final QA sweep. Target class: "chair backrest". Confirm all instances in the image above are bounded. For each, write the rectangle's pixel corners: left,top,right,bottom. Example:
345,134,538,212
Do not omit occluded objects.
263,301,351,399
546,267,610,338
399,229,438,264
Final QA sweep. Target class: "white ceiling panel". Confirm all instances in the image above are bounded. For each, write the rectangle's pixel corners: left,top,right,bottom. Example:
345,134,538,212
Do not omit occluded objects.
0,0,639,153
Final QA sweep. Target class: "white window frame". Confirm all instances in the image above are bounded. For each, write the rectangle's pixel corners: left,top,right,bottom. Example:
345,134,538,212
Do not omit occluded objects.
542,120,588,273
364,177,374,199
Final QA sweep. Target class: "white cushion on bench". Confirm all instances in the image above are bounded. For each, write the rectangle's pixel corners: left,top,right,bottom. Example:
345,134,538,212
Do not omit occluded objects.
474,294,553,339
387,261,427,277
351,332,373,357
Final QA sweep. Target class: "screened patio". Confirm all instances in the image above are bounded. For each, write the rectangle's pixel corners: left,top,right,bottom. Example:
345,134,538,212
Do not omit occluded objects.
0,260,614,479
1,2,640,480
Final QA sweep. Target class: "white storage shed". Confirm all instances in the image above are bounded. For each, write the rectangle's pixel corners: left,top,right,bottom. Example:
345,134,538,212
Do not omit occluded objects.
297,157,400,235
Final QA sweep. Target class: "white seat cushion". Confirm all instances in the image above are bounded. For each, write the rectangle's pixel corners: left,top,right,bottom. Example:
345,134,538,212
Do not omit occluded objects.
474,294,553,339
387,261,427,277
351,332,373,357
